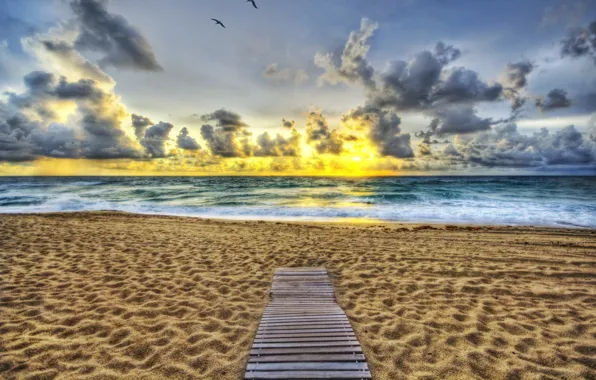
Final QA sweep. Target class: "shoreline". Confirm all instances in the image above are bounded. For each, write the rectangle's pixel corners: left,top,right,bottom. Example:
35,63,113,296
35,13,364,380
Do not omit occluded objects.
2,209,595,230
1,212,595,379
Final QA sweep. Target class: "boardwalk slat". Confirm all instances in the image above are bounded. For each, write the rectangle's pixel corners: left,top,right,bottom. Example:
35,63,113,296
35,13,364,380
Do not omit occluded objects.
244,371,372,379
248,354,365,363
255,332,356,339
254,336,357,343
256,328,353,335
252,341,360,348
250,347,363,355
246,362,369,371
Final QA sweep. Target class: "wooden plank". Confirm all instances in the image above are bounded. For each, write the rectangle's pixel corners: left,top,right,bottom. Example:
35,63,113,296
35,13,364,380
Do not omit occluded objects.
259,322,352,328
246,362,369,371
255,332,356,339
264,310,342,314
258,326,353,332
244,371,371,379
262,314,348,319
256,328,353,335
260,318,349,324
254,336,357,343
250,346,363,355
252,341,360,349
261,315,348,320
248,354,365,363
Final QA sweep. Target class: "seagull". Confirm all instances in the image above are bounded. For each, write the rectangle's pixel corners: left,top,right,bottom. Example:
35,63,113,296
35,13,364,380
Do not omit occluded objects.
247,0,257,9
211,18,225,28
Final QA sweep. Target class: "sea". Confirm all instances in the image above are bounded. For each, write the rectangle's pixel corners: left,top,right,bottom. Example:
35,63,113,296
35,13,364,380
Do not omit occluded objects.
0,176,595,228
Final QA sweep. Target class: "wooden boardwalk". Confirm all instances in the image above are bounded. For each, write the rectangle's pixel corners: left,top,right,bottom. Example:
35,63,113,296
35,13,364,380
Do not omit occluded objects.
244,267,371,379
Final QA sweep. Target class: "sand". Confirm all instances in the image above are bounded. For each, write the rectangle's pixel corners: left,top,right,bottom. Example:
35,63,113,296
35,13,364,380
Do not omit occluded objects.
1,212,595,380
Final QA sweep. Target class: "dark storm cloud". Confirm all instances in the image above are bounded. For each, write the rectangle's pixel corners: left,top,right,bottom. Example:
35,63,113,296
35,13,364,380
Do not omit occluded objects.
305,111,344,155
342,105,414,158
131,113,153,139
176,127,201,150
560,20,596,64
70,0,162,71
0,71,141,161
536,88,572,111
140,121,173,157
441,124,596,168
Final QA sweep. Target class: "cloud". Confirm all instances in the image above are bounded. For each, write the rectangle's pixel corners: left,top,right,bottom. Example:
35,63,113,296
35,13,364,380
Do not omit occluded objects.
255,129,301,157
199,109,253,157
305,111,344,155
541,1,590,26
200,123,252,158
22,27,115,87
426,106,492,136
0,71,141,161
41,39,115,85
140,121,173,157
443,123,596,168
176,127,201,150
281,118,295,129
501,61,534,90
560,20,596,64
434,42,462,66
314,18,378,88
342,105,414,158
263,63,309,85
369,48,501,112
131,113,153,139
200,108,248,132
316,20,501,113
197,109,304,158
70,0,162,71
536,88,572,111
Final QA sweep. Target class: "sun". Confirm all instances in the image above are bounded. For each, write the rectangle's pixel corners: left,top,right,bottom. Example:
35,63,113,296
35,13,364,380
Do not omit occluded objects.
352,156,362,162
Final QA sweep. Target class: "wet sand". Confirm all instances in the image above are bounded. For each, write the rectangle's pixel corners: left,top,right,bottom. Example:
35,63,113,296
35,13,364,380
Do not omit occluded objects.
1,212,595,379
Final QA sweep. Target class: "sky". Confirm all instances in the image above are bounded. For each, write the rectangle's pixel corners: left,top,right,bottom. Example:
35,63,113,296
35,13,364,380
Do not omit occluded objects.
0,0,595,175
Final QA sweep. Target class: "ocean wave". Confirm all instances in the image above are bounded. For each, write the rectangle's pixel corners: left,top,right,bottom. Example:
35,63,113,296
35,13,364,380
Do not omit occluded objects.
0,176,594,228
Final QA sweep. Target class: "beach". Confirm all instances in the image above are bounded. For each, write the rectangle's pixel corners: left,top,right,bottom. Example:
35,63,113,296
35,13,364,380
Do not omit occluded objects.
1,212,595,380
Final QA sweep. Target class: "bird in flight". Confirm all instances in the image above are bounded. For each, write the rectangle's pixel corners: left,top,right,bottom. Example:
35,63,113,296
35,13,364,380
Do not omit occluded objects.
211,18,225,28
247,0,257,9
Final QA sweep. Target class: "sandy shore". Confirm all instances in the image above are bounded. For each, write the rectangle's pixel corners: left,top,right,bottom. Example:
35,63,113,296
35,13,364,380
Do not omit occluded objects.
1,212,595,379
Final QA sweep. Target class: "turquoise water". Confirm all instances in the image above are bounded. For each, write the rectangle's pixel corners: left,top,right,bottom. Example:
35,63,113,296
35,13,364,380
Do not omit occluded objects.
0,176,595,228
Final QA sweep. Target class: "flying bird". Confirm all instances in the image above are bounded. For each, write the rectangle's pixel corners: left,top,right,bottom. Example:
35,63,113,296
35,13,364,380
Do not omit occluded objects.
211,18,225,28
247,0,257,9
